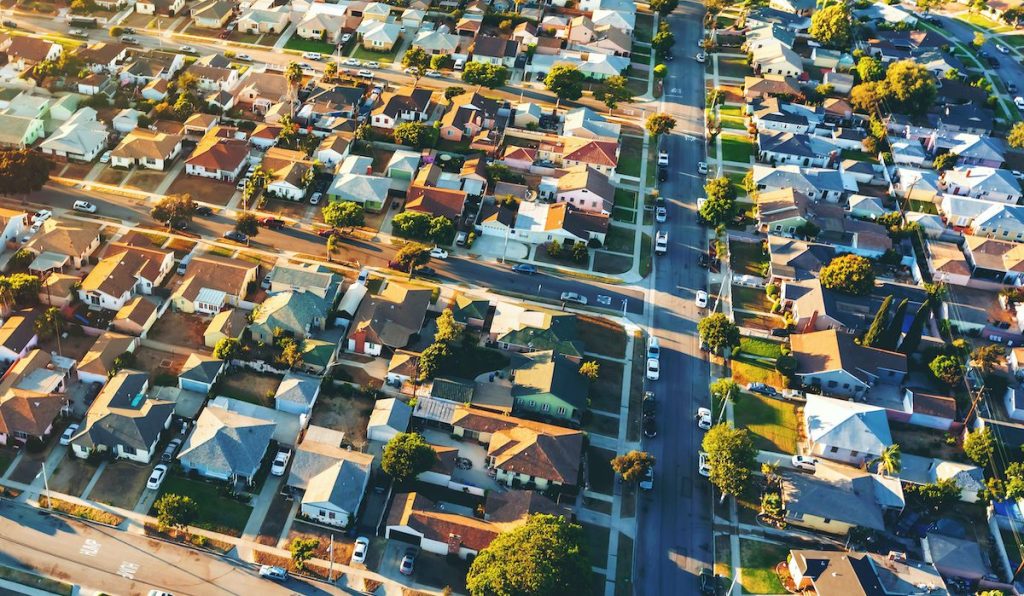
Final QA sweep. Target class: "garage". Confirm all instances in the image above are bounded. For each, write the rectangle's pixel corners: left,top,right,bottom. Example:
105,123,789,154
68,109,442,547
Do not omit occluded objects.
386,527,423,545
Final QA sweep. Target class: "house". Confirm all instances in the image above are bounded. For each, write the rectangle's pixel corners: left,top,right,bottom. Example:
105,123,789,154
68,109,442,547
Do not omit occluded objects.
274,372,320,416
327,156,390,211
75,42,127,73
287,426,373,527
347,282,431,356
191,0,234,28
178,354,224,394
171,254,259,315
297,13,345,43
359,20,401,51
971,203,1024,241
753,164,852,202
386,149,420,181
509,201,609,246
78,239,174,311
743,75,803,101
0,207,26,247
553,166,614,215
899,453,983,503
511,350,588,427
489,302,583,356
450,294,490,329
248,291,330,343
315,135,352,168
77,332,139,385
370,87,433,129
0,114,44,149
0,314,37,363
25,220,101,272
439,91,503,142
405,186,468,223
963,235,1024,286
234,70,289,113
803,393,893,466
922,531,991,583
185,134,249,182
471,35,518,68
758,131,838,168
788,550,946,594
387,492,501,559
781,278,926,335
178,402,276,484
562,107,621,140
412,25,462,56
0,350,69,446
71,370,174,464
237,6,290,34
513,102,543,128
3,36,61,69
752,40,804,78
110,128,183,171
823,71,854,94
942,166,1022,204
204,308,247,349
112,296,159,338
451,407,583,489
39,108,108,162
791,330,907,400
367,397,412,442
265,263,341,300
890,139,929,167
780,464,903,535
135,0,185,15
386,350,420,386
184,62,240,93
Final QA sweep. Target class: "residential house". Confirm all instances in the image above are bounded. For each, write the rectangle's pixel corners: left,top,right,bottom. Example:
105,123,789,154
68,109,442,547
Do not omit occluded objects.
347,282,431,356
191,0,234,28
511,350,588,427
752,40,804,77
297,13,345,43
791,330,907,401
508,201,609,246
890,139,929,167
743,75,803,101
450,294,490,329
25,220,101,272
553,166,614,215
386,150,420,181
370,87,434,129
405,186,467,223
922,532,991,583
942,166,1022,204
39,108,109,162
471,35,518,68
185,134,249,181
178,353,224,394
79,236,174,311
757,131,839,168
135,0,185,15
177,402,276,484
488,302,583,356
71,370,174,464
963,235,1024,285
787,550,945,593
753,164,852,202
0,114,44,149
387,492,501,559
0,207,26,247
0,350,69,446
749,98,822,134
412,25,462,56
803,393,894,466
76,42,128,74
273,372,320,417
171,254,259,315
110,128,183,171
77,332,139,385
900,453,983,504
185,62,239,93
327,156,390,211
780,464,903,535
204,308,248,349
39,273,78,309
265,262,341,301
439,91,503,143
386,350,420,386
112,296,159,338
234,70,289,114
563,107,621,140
756,188,810,235
238,5,290,34
781,278,926,334
262,148,313,201
0,314,36,364
367,397,412,442
971,203,1024,241
359,20,401,51
3,36,61,69
287,426,373,527
315,135,352,168
513,102,543,128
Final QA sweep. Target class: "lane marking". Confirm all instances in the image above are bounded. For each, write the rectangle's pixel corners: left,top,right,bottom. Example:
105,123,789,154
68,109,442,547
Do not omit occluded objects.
80,539,100,557
117,561,139,580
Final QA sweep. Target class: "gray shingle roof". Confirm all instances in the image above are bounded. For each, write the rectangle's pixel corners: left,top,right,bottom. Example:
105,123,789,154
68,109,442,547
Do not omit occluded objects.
178,405,275,478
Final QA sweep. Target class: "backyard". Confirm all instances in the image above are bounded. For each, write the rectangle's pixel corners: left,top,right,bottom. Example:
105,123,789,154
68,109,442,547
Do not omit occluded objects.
729,240,768,277
215,371,284,408
309,388,375,448
739,539,788,595
732,392,800,453
154,474,253,536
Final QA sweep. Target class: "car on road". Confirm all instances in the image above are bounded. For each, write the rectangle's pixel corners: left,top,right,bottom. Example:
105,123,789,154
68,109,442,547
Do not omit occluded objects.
643,391,656,414
658,165,667,182
195,205,213,216
698,451,710,477
699,568,718,595
259,217,285,229
560,291,587,305
310,192,322,205
415,266,437,276
259,565,288,581
100,150,111,163
655,206,667,222
161,438,182,463
512,263,537,274
425,69,442,77
148,590,174,596
1016,96,1024,110
271,448,291,476
236,53,253,61
352,537,369,564
120,35,138,43
657,150,668,166
341,33,352,44
60,423,79,445
73,200,97,213
404,67,420,75
365,61,380,69
695,290,709,309
223,230,249,244
639,466,654,490
922,14,941,25
999,44,1010,54
646,357,660,381
655,231,668,255
643,415,657,439
697,161,709,175
1011,83,1019,94
986,55,1000,68
429,247,448,259
317,228,339,238
345,58,361,66
791,455,818,472
69,28,87,36
399,548,416,576
2,19,16,28
181,45,197,54
146,464,168,490
698,252,710,268
696,407,712,430
32,210,52,223
357,69,374,78
747,382,779,397
302,51,322,60
647,336,660,360
696,51,706,63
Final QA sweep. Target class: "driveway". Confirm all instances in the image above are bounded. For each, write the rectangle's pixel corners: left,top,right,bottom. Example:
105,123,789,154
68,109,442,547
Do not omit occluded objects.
470,235,530,260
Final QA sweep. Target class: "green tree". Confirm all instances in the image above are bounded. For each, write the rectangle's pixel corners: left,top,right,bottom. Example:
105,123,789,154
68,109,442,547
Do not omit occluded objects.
652,29,676,56
820,254,875,296
579,360,600,381
760,492,784,525
610,450,655,483
649,0,679,15
326,234,339,262
701,425,757,498
775,354,798,375
856,56,884,82
899,299,930,355
433,309,462,344
596,75,632,111
323,61,338,80
964,427,996,465
882,60,937,116
849,82,881,112
544,64,585,102
394,242,432,273
861,295,892,348
571,241,588,263
427,215,455,245
872,444,902,476
381,432,437,483
467,514,591,596
972,344,1006,376
154,494,198,530
4,273,39,305
646,113,677,137
810,2,852,49
276,337,303,369
417,341,450,381
444,86,466,102
7,248,33,272
461,62,509,88
322,200,365,231
431,54,454,70
878,297,908,350
213,337,240,361
401,46,431,80
904,478,961,512
150,193,196,229
973,31,986,47
929,354,963,386
1009,122,1024,149
289,537,319,570
235,212,259,237
33,306,61,339
933,151,958,171
392,211,433,240
653,64,668,78
709,378,739,406
0,150,55,197
697,313,740,355
393,122,438,149
700,176,735,226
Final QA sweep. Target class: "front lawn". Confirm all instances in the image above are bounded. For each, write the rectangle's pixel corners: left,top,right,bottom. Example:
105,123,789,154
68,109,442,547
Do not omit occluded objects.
733,310,783,331
586,445,616,494
720,135,753,164
614,188,637,209
729,239,768,277
635,13,654,43
154,475,253,536
732,392,799,453
577,315,627,358
908,199,938,215
737,336,783,359
718,56,752,79
283,36,337,55
589,358,625,413
959,12,1012,34
349,44,400,64
739,540,788,594
731,359,786,389
731,285,771,312
618,136,644,177
719,105,744,119
604,225,636,254
612,206,637,224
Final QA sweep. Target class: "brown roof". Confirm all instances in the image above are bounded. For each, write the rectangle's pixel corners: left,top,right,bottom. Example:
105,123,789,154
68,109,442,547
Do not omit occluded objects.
965,235,1024,273
0,389,64,438
405,186,467,220
478,201,517,227
184,112,219,130
6,37,55,63
78,331,137,378
186,135,249,172
503,146,536,162
350,282,431,348
908,389,957,419
176,254,257,303
186,63,234,83
745,75,803,98
76,42,127,65
114,296,157,328
28,220,100,258
484,490,567,523
388,492,501,551
544,203,609,239
556,165,614,202
429,444,458,475
561,137,618,168
111,128,182,160
251,123,283,140
81,251,153,298
472,35,517,58
0,313,36,353
387,350,420,377
41,273,79,300
791,329,907,383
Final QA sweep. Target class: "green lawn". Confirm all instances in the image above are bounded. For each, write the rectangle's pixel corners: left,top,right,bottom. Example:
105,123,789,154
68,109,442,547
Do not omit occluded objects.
614,188,637,209
959,12,1012,33
720,105,744,119
731,285,771,312
908,199,938,215
639,233,652,278
720,135,753,164
729,239,768,277
738,337,783,359
718,56,752,79
731,358,786,389
721,118,746,131
154,475,253,536
618,136,644,177
739,540,788,594
726,171,749,197
1005,35,1024,49
635,13,654,43
612,207,637,224
283,36,337,54
348,44,400,64
604,225,636,254
581,522,612,563
840,148,876,163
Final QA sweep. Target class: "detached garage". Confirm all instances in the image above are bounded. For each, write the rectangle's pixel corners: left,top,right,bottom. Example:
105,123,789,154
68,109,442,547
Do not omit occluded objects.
367,398,412,443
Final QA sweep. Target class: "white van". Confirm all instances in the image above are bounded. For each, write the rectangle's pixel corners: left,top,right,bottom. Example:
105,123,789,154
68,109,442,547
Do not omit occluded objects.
176,253,193,275
454,58,465,71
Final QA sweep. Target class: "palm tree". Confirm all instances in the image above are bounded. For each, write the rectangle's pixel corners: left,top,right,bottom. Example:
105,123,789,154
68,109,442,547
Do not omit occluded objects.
872,444,902,476
326,234,338,262
285,62,303,117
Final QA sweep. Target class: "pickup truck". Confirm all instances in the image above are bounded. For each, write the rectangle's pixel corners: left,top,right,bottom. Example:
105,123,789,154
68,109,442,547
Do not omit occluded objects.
654,231,668,255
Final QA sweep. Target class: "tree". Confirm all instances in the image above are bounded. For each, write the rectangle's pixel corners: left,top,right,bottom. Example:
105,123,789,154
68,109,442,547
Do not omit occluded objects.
649,0,678,15
427,215,455,245
879,298,908,350
904,478,961,512
154,494,198,530
610,450,655,483
544,64,585,102
276,337,303,369
8,248,33,272
381,432,437,483
652,29,676,55
33,306,61,339
929,354,963,386
434,309,462,345
109,26,123,37
646,113,677,138
933,151,958,171
899,299,930,355
213,337,240,361
973,31,986,47
431,54,454,70
461,62,509,88
444,86,466,102
810,2,852,49
393,121,438,149
596,75,632,111
775,354,797,375
0,149,51,197
290,537,319,570
498,18,513,33
972,344,1006,375
323,61,338,81
326,234,339,262
849,82,881,112
417,341,450,381
235,212,259,237
392,211,432,239
579,360,600,381
3,273,39,305
856,56,884,83
701,425,757,498
943,67,960,80
401,46,431,81
820,254,875,296
394,242,432,273
872,444,902,476
882,60,937,116
150,194,196,228
709,378,739,406
698,313,740,355
861,295,892,347
322,200,365,230
760,492,784,525
467,514,591,596
653,64,668,78
964,427,996,465
285,61,303,101
1009,122,1024,149
700,176,735,226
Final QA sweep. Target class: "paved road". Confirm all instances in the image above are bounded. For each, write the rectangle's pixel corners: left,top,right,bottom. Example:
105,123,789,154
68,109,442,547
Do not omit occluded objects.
0,502,337,595
634,2,715,595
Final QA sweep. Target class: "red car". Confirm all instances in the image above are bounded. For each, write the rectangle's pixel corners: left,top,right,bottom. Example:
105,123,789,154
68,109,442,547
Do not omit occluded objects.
259,217,285,229
317,228,338,238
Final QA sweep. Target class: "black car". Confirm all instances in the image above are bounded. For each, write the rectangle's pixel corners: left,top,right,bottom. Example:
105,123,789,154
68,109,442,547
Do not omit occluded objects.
223,230,248,243
415,266,437,276
657,166,668,182
642,391,656,416
2,20,16,28
1011,83,1019,94
987,56,1000,68
698,253,710,269
170,220,188,231
643,416,657,438
195,205,213,216
770,327,790,337
699,568,718,595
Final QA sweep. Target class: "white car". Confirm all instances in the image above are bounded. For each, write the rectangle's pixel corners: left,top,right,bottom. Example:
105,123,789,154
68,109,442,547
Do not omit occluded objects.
654,231,668,255
32,209,51,223
73,200,97,213
147,464,168,490
698,451,711,477
696,52,707,63
404,66,420,75
310,192,322,205
646,357,660,381
345,58,361,66
302,51,322,60
425,69,442,78
657,150,668,166
60,423,79,446
357,69,374,78
365,61,380,69
100,150,111,163
235,54,253,61
639,466,654,490
696,407,712,430
560,291,587,305
429,247,448,259
697,161,709,175
695,290,709,309
647,336,660,360
341,33,352,44
352,537,370,564
69,28,87,36
655,206,667,223
270,448,291,476
1016,96,1024,110
791,455,818,472
999,44,1010,54
181,45,197,54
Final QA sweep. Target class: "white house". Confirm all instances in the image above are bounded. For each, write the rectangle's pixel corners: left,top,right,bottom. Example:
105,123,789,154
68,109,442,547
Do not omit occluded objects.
367,398,412,442
287,426,373,528
39,108,108,162
803,394,893,466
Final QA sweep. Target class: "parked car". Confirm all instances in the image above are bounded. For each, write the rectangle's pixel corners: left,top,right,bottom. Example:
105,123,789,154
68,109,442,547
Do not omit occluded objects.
639,466,654,490
699,568,718,595
258,565,288,581
512,263,537,274
429,247,448,259
747,382,779,397
2,19,16,27
999,44,1010,54
310,192,322,205
340,33,352,44
655,231,668,255
32,210,52,223
791,455,817,472
352,537,369,564
697,161,709,175
365,61,380,69
271,448,291,476
160,438,182,463
695,290,708,309
646,357,660,381
357,268,370,284
643,415,657,439
181,45,197,54
642,391,656,416
195,205,213,216
658,166,668,182
657,150,669,166
345,58,361,66
404,67,420,75
69,28,87,36
302,51,322,60
698,253,710,268
399,548,416,576
698,451,710,477
425,69,442,77
415,266,437,277
120,35,138,43
656,206,667,223
357,69,374,78
60,423,79,446
1015,96,1024,110
236,54,253,61
770,327,790,337
695,51,707,63
100,150,111,163
560,291,587,305
146,464,168,490
696,407,712,431
259,217,285,229
647,336,660,360
72,200,97,213
223,230,248,244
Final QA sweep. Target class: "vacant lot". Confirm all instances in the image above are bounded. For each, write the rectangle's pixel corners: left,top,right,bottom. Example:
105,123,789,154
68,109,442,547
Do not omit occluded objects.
589,358,625,413
739,540,788,594
216,371,282,407
149,311,210,350
125,170,166,193
88,461,152,510
578,315,627,359
154,474,253,536
309,389,375,448
166,174,238,206
48,456,97,497
733,392,800,453
132,347,188,383
287,521,354,564
733,310,783,331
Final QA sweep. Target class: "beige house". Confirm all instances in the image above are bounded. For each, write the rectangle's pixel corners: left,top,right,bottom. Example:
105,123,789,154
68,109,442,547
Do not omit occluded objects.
204,308,248,349
112,296,159,337
171,254,259,315
110,128,183,170
25,220,102,271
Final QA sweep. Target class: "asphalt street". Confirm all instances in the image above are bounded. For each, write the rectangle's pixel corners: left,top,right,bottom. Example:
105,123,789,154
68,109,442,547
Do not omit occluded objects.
633,1,715,594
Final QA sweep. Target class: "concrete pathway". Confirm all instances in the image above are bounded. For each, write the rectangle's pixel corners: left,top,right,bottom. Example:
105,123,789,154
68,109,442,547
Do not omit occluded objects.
273,22,297,51
241,473,284,542
276,499,302,549
153,160,185,196
78,460,108,501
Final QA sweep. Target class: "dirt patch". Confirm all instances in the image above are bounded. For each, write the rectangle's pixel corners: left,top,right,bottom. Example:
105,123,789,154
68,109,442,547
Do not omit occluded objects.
166,174,238,206
264,197,313,220
60,162,94,180
89,461,152,510
37,333,96,363
578,315,627,359
257,493,295,546
287,520,354,564
133,347,189,382
49,456,99,497
309,390,375,448
333,364,384,389
124,170,167,193
216,371,282,407
96,167,129,186
149,311,212,351
7,450,46,484
166,237,197,259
